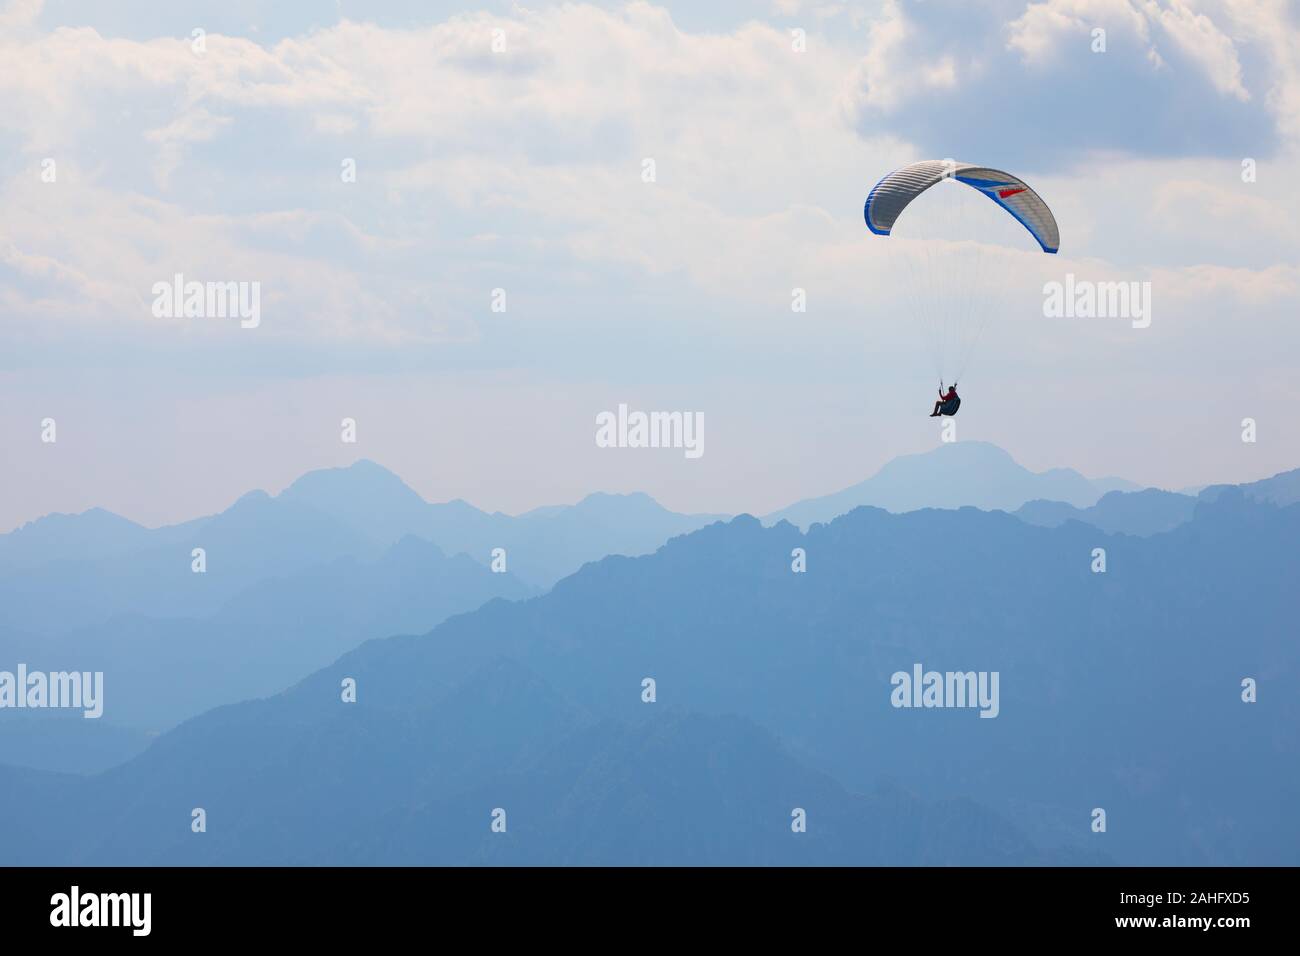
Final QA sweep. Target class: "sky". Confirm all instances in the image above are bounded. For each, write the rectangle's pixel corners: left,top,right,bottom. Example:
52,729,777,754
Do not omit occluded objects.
1,0,1298,530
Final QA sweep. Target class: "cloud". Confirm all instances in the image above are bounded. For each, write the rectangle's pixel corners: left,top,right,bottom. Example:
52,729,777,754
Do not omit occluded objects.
847,0,1283,165
0,0,42,31
0,5,881,342
1148,0,1248,100
1007,0,1154,65
1007,0,1249,100
846,1,964,122
144,108,235,188
0,0,1295,358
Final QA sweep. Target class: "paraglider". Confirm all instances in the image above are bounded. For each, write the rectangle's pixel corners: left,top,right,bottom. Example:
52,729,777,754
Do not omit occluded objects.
930,382,960,417
863,160,1059,417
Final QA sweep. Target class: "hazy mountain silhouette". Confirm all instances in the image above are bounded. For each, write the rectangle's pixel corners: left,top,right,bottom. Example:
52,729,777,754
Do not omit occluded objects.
0,460,724,771
364,710,1105,867
280,488,1299,864
767,442,1139,528
0,536,531,747
1199,466,1300,507
0,483,1292,865
1013,467,1300,536
1015,488,1198,536
0,658,1101,866
279,460,729,588
0,461,726,635
0,709,152,776
0,508,167,572
0,492,374,636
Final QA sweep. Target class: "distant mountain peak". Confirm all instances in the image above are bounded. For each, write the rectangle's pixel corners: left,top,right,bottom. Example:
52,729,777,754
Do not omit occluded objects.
1199,465,1300,507
765,441,1132,529
229,489,272,508
5,506,142,537
280,459,425,504
1039,466,1088,480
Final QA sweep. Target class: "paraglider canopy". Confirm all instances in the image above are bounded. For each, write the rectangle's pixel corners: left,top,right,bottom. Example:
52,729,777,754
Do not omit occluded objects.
865,160,1059,253
863,159,1060,385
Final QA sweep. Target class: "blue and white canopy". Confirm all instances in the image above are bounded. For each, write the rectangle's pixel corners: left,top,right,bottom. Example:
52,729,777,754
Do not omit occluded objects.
864,160,1060,253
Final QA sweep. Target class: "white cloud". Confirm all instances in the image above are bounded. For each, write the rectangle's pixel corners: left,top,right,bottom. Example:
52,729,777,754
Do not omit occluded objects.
0,0,43,32
1219,0,1300,140
1008,0,1248,100
1007,0,1152,64
0,1,1295,350
845,1,967,113
1146,0,1248,100
144,108,234,188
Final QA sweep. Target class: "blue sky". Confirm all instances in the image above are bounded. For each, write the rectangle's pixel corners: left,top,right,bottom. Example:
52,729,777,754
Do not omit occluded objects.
2,0,1297,530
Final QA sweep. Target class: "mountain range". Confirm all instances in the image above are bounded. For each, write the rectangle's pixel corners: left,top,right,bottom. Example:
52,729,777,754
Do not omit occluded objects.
0,460,724,768
1,442,1296,867
765,442,1139,528
0,481,1294,864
